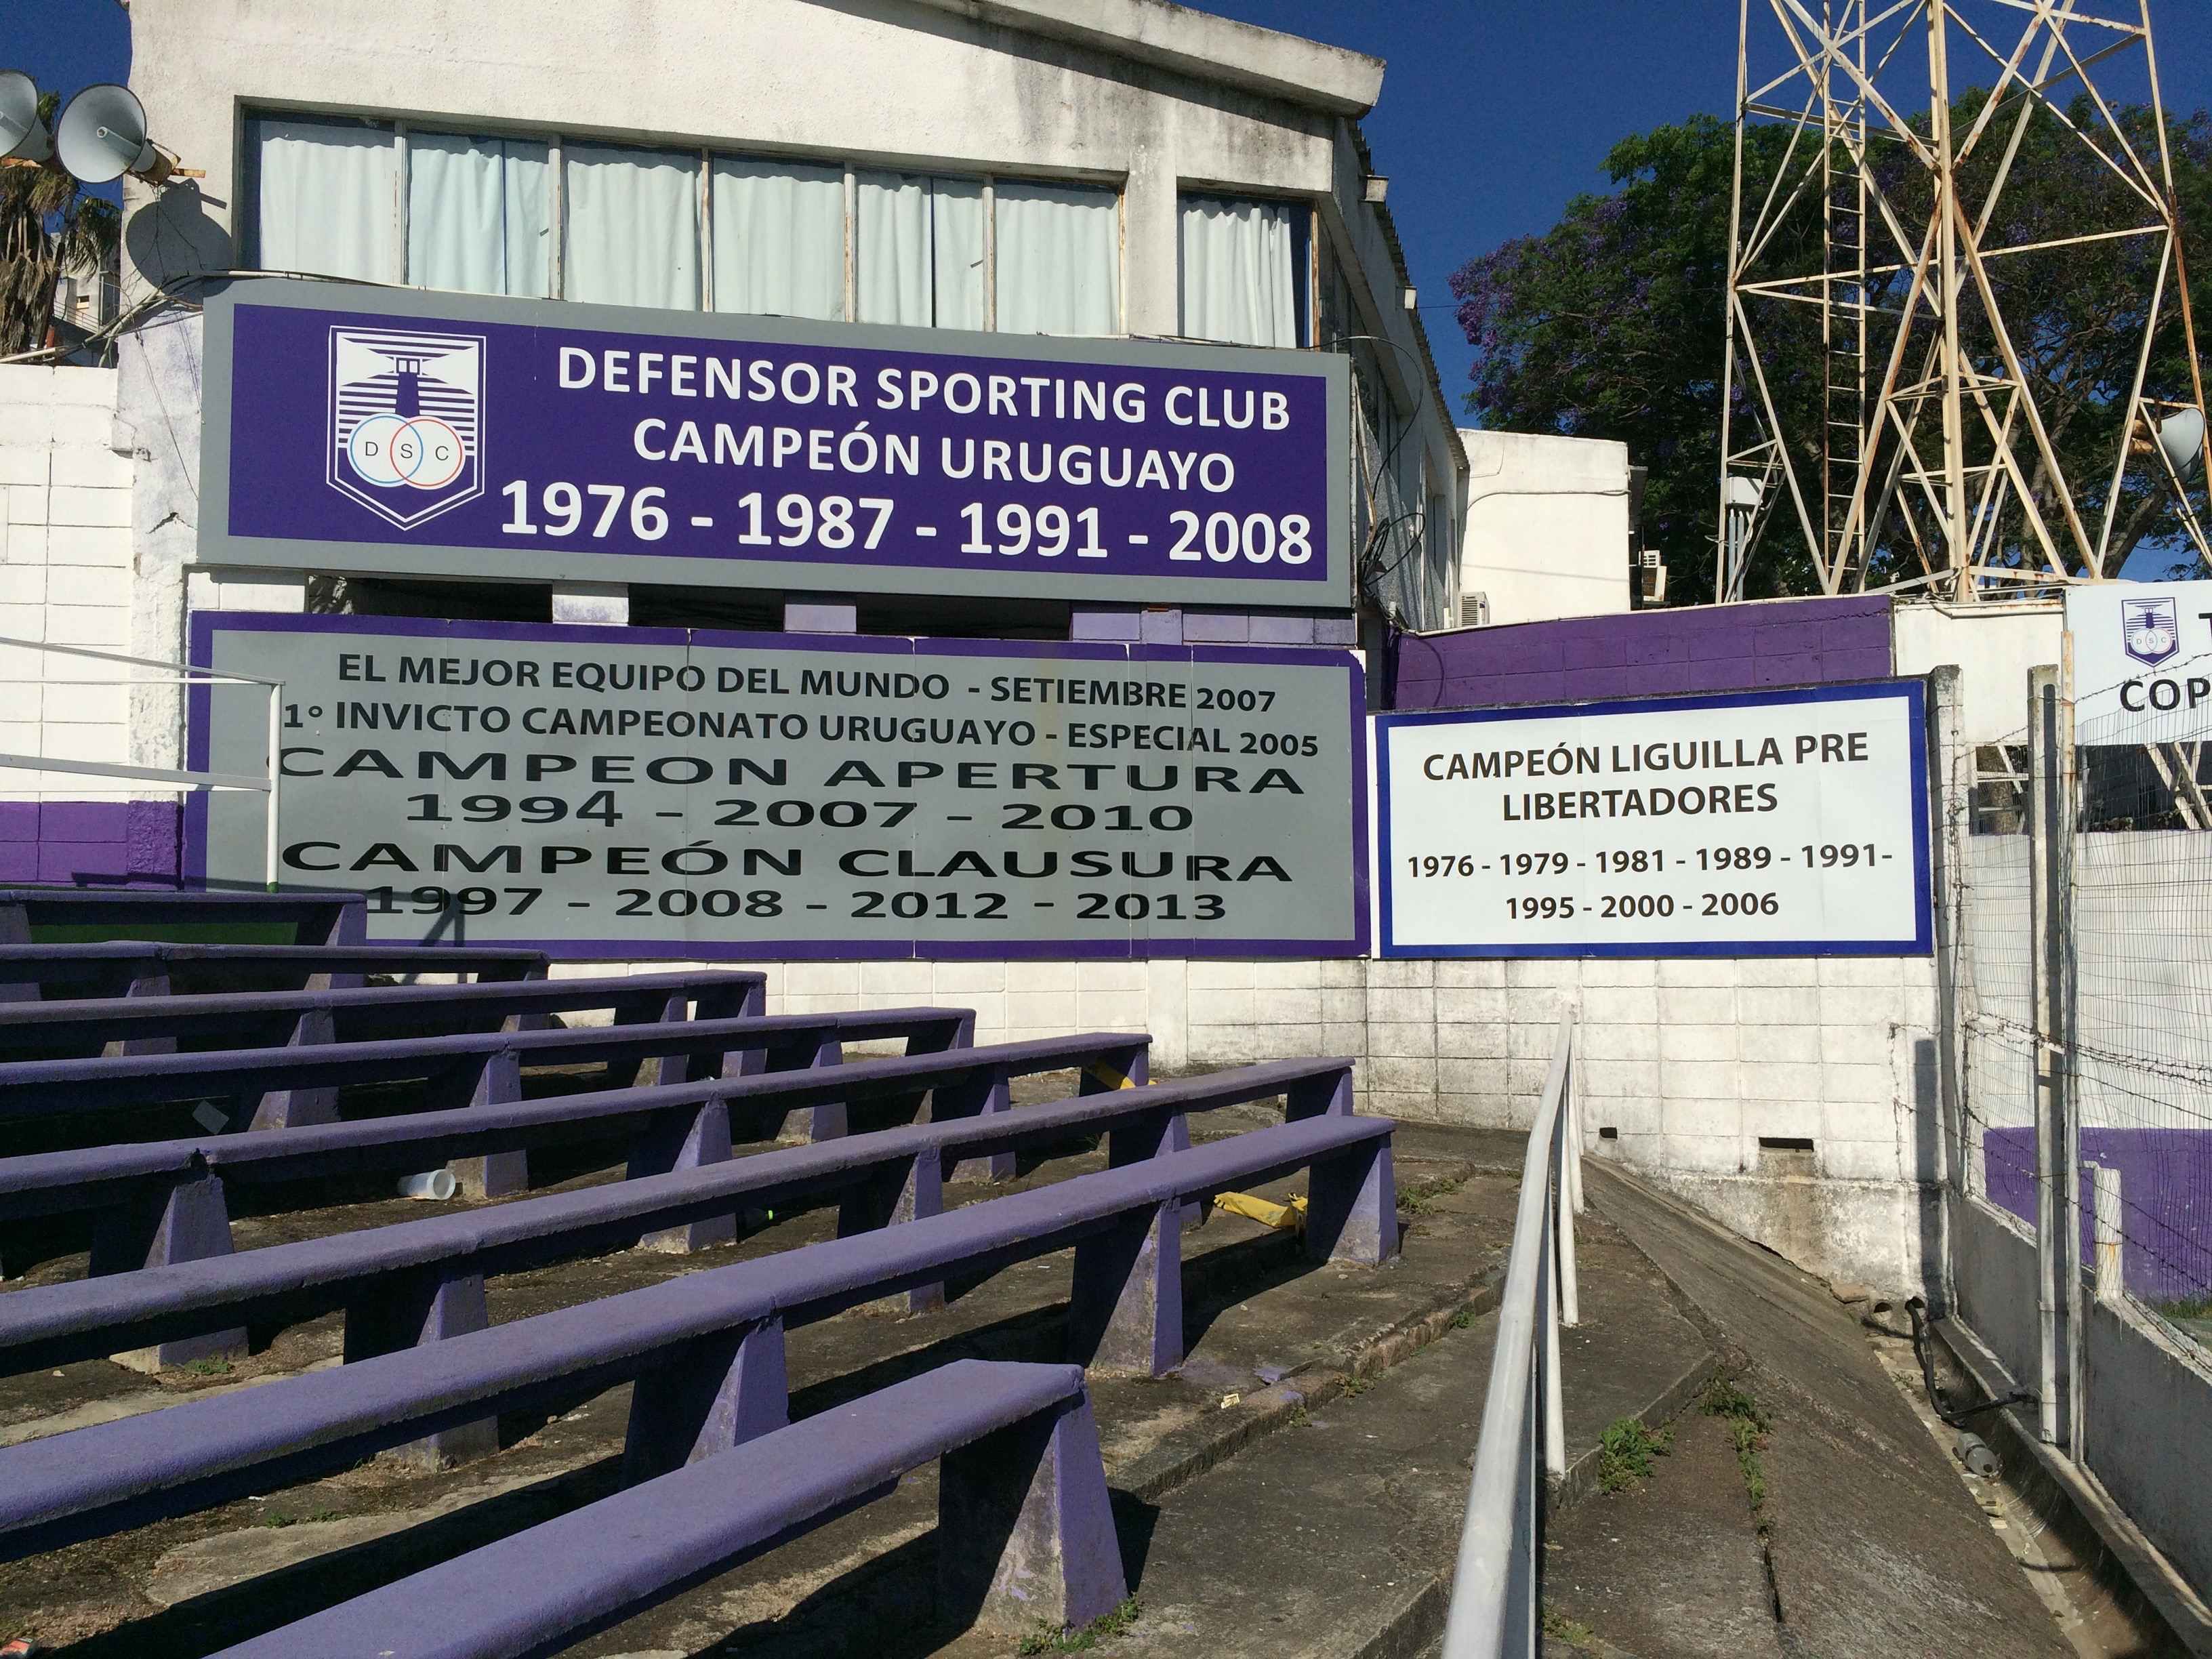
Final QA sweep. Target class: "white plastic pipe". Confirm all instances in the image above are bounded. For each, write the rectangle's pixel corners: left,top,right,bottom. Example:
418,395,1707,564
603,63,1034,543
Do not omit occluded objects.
396,1169,457,1202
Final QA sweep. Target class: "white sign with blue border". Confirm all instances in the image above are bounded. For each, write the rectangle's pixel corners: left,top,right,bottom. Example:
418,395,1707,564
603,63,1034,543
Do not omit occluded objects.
1374,681,1932,958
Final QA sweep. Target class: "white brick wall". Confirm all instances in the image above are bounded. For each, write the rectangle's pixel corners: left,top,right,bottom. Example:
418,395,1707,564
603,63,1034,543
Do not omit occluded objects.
0,365,134,801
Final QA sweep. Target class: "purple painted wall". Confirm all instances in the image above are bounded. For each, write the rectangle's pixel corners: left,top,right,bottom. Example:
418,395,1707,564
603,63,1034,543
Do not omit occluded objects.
0,802,185,887
1389,594,1894,710
1985,1127,2212,1308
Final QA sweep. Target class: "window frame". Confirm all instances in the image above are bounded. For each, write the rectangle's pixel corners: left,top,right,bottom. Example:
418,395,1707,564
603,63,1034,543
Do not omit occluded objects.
1173,187,1317,349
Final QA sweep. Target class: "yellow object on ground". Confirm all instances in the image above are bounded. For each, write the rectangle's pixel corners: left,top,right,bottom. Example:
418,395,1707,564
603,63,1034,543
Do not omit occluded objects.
1212,1191,1308,1232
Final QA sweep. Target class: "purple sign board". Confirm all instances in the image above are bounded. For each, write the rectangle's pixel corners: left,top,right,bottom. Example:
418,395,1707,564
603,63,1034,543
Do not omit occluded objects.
201,281,1351,609
186,613,1368,960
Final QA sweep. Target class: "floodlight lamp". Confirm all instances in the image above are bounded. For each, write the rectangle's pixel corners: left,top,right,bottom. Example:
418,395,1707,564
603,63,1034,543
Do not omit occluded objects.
55,83,172,186
0,70,51,163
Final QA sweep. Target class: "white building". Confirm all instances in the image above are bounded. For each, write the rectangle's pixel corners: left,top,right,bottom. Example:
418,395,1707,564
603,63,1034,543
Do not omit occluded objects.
1454,429,1633,627
6,0,1468,1065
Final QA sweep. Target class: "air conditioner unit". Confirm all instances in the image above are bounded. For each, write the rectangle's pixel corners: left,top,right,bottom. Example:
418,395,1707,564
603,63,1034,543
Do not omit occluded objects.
1464,592,1492,628
1639,551,1667,606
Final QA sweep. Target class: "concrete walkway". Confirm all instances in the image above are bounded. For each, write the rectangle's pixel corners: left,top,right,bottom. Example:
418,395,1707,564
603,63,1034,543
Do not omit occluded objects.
1565,1164,2075,1659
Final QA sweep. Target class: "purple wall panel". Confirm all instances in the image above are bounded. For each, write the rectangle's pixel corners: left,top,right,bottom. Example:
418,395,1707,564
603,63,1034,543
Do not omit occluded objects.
0,801,186,888
1391,594,1893,710
1985,1127,2211,1307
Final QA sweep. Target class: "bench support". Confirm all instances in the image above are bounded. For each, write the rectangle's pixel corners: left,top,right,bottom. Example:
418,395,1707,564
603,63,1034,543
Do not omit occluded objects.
90,1175,246,1372
839,1147,946,1314
342,1267,497,1468
938,1065,1015,1182
246,1008,340,1130
1287,1068,1355,1120
110,970,180,1058
1306,1139,1399,1266
439,1050,528,1199
630,1099,737,1254
760,1036,845,1143
621,1317,788,1485
1068,1199,1184,1376
939,1392,1128,1635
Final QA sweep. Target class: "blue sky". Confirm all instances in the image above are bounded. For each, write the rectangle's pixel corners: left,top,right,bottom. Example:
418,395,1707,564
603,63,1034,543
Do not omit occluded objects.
16,0,2212,410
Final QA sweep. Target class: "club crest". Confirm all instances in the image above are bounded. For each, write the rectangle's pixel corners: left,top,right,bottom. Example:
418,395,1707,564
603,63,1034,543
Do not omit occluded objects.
327,325,485,529
2122,596,2180,667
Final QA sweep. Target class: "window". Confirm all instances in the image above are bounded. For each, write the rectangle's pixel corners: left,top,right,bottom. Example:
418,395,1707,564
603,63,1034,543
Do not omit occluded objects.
994,182,1120,335
710,158,845,321
246,116,398,282
857,172,984,329
1177,193,1308,348
407,132,550,298
245,113,1123,337
562,144,701,310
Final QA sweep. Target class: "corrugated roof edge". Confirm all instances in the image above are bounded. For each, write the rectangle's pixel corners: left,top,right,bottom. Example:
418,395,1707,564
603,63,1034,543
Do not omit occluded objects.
903,0,1386,115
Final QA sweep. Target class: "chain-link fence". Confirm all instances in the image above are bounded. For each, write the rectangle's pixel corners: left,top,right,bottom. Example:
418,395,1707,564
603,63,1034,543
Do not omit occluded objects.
1957,683,2212,1355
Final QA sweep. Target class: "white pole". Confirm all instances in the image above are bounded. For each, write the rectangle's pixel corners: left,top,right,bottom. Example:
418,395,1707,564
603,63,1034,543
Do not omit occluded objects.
264,682,283,891
2091,1163,2123,1307
1544,1175,1566,1479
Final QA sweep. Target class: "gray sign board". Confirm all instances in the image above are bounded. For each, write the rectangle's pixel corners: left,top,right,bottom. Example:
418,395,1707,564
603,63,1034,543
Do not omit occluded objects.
199,280,1352,610
190,615,1368,959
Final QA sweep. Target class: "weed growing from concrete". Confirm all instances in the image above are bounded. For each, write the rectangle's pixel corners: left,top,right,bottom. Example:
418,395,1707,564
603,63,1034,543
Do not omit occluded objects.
1701,1374,1771,1519
1341,1372,1372,1398
1016,1595,1141,1654
181,1357,232,1377
2156,1294,2212,1322
260,1509,340,1529
1595,1416,1671,1492
1396,1174,1467,1217
1451,1306,1478,1330
1541,1608,1599,1647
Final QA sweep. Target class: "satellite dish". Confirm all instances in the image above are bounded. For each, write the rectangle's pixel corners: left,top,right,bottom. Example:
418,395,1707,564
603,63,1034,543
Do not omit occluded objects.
0,70,50,163
56,83,171,185
2156,407,2207,478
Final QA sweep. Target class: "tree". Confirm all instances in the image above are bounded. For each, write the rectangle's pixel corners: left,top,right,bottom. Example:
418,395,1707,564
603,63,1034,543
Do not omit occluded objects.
1450,100,2212,604
1,93,121,358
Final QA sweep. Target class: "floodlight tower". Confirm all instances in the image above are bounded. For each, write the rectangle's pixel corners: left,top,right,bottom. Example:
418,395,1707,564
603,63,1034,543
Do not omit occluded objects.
1717,0,2211,602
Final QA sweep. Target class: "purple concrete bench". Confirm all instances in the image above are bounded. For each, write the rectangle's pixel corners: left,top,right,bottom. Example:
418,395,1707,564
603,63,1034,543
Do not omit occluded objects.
0,1028,1158,1356
0,887,365,951
0,966,767,1062
211,1359,1124,1657
0,1007,973,1193
0,1108,1393,1556
0,1050,1338,1399
0,940,547,1003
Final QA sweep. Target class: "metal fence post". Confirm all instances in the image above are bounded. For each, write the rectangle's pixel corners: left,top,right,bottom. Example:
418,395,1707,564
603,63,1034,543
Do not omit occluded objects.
2027,660,2078,1450
1927,665,1970,1232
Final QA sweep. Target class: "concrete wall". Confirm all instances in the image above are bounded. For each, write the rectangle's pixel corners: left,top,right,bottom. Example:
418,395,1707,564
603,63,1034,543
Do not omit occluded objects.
1892,599,2062,745
1391,592,1894,712
0,364,185,884
1456,430,1630,627
1953,1191,2212,1601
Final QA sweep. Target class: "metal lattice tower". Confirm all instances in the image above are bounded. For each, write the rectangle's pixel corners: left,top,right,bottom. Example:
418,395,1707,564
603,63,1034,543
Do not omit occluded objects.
1717,0,2212,602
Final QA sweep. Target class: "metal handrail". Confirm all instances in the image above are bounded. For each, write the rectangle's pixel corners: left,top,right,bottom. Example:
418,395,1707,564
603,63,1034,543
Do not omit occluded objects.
1440,1013,1582,1658
0,635,284,888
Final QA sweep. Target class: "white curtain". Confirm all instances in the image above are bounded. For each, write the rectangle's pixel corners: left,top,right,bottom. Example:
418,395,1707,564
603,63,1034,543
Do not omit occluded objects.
857,171,983,329
249,117,398,282
563,144,700,310
407,133,550,298
711,158,845,320
994,182,1119,335
1179,194,1298,347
